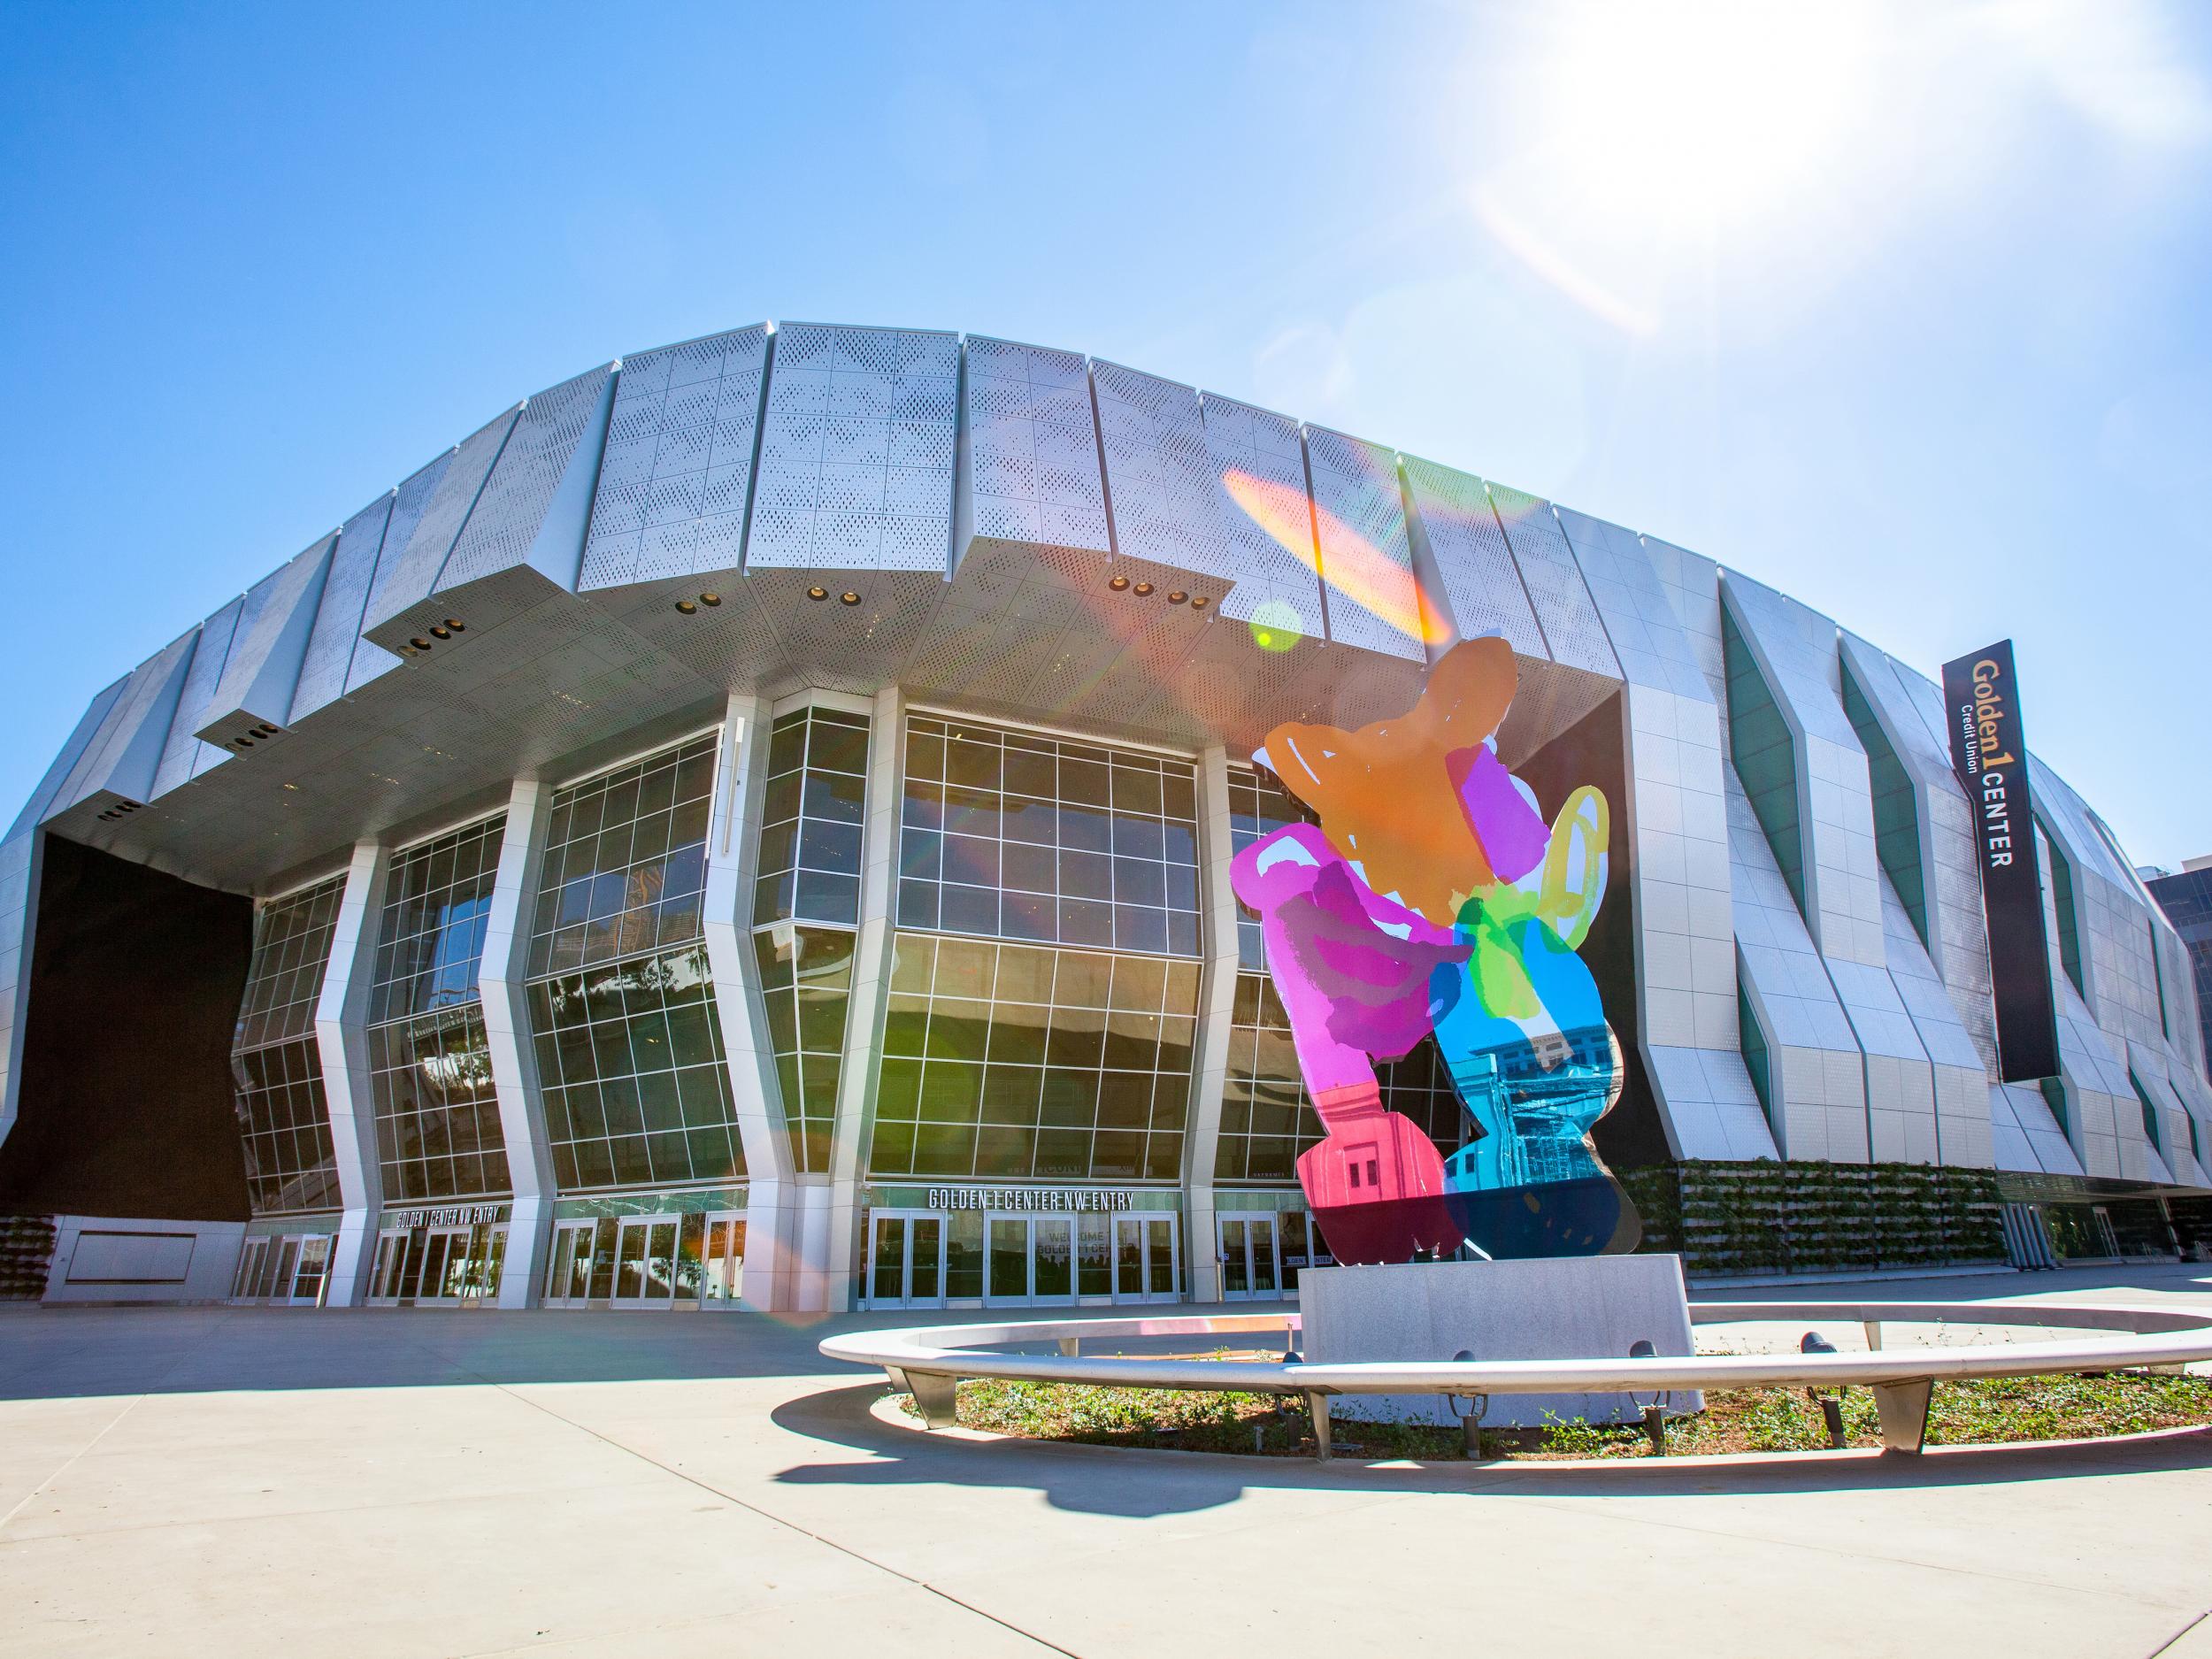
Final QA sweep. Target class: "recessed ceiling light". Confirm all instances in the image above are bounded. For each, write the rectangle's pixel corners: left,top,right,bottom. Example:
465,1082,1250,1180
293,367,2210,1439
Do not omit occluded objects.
1166,590,1188,604
700,592,721,607
429,626,450,641
409,637,433,651
1190,595,1211,611
443,618,465,632
1108,575,1130,592
675,600,697,615
1132,581,1155,597
807,586,829,602
840,591,861,605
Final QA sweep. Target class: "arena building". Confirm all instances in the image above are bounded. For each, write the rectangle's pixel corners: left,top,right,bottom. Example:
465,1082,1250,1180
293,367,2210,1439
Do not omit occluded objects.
2,320,2207,1313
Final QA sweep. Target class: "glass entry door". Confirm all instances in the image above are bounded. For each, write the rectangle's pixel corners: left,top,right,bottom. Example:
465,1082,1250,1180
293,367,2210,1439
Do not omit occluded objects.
543,1221,596,1307
1113,1215,1179,1303
1218,1216,1280,1301
702,1213,747,1308
415,1226,472,1302
369,1228,409,1302
982,1216,1079,1307
611,1216,680,1308
867,1212,944,1308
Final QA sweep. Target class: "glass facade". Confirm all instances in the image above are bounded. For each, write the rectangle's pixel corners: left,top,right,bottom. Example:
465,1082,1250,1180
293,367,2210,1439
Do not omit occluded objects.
871,933,1199,1181
897,715,1201,956
230,877,345,1215
366,817,511,1202
526,733,747,1192
756,706,869,927
751,704,872,1173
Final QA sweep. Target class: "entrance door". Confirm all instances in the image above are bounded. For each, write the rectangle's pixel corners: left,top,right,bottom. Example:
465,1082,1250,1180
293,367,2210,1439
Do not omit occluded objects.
986,1217,1032,1305
415,1226,472,1302
612,1216,680,1308
1113,1214,1179,1303
544,1221,596,1307
702,1214,747,1308
369,1228,410,1303
866,1212,944,1308
232,1238,268,1301
1218,1216,1280,1301
287,1236,332,1306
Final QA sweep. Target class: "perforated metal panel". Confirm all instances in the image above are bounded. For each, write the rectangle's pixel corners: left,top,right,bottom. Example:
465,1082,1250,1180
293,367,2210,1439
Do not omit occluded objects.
580,326,771,591
436,364,613,594
1091,360,1230,577
150,596,246,796
358,406,521,636
292,491,392,722
48,629,201,817
199,534,335,743
1401,456,1546,658
345,453,453,696
10,677,125,838
745,324,958,575
1301,426,1422,664
958,334,1109,563
1485,483,1619,677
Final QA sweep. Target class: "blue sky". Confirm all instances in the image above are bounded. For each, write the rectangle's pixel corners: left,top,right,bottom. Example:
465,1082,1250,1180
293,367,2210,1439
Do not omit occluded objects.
2,1,2208,864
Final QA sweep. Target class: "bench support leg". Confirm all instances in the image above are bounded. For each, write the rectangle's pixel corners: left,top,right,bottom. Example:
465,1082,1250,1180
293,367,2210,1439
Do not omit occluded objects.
907,1371,960,1430
1308,1393,1332,1461
1057,1336,1079,1356
1873,1378,1932,1454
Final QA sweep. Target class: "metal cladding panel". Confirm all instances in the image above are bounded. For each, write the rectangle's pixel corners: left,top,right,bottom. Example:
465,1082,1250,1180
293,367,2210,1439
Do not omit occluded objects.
580,325,771,590
1402,456,1546,658
1554,506,1712,703
1092,360,1235,579
9,677,126,838
50,631,199,814
1301,426,1423,664
293,492,393,721
1484,483,1619,677
745,324,959,575
150,597,245,795
1200,393,1320,634
202,534,334,733
437,365,614,595
344,453,453,697
958,334,1110,562
358,406,521,636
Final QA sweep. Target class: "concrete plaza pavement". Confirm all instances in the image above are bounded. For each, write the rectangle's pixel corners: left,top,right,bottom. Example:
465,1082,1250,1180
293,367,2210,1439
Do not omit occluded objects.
2,1264,2210,1657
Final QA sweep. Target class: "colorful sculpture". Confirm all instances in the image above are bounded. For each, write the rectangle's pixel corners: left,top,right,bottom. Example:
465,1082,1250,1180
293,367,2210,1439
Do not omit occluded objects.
1231,637,1638,1264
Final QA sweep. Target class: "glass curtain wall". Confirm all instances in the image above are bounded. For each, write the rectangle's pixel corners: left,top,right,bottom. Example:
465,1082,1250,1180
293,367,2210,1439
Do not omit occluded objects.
1217,768,1468,1184
870,715,1203,1182
752,704,870,1173
524,732,747,1192
365,817,512,1201
230,876,346,1215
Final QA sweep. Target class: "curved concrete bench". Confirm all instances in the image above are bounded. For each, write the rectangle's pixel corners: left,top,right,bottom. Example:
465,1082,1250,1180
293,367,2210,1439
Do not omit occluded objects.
819,1300,2212,1458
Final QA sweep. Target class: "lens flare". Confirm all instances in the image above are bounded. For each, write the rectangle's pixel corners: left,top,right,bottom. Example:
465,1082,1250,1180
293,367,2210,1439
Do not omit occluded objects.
1222,467,1450,649
1248,598,1304,652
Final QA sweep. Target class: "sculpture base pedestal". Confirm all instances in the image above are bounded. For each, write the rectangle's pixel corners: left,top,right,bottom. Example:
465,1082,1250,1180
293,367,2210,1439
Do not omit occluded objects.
1297,1255,1697,1428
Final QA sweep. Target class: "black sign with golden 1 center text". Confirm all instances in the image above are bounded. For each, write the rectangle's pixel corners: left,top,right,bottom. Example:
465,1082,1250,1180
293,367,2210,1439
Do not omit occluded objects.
1942,640,2059,1081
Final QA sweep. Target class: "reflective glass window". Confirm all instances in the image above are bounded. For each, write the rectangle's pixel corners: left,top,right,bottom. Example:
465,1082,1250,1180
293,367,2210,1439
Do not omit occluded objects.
525,733,746,1193
530,733,716,977
1214,972,1469,1185
755,707,869,927
897,716,1201,957
754,926,852,1175
230,878,345,1215
1226,767,1310,973
868,933,1201,1182
367,818,511,1202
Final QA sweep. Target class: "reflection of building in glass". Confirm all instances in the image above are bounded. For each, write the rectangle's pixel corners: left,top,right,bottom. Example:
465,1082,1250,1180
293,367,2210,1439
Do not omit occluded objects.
2147,859,2212,1076
9,317,2207,1310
